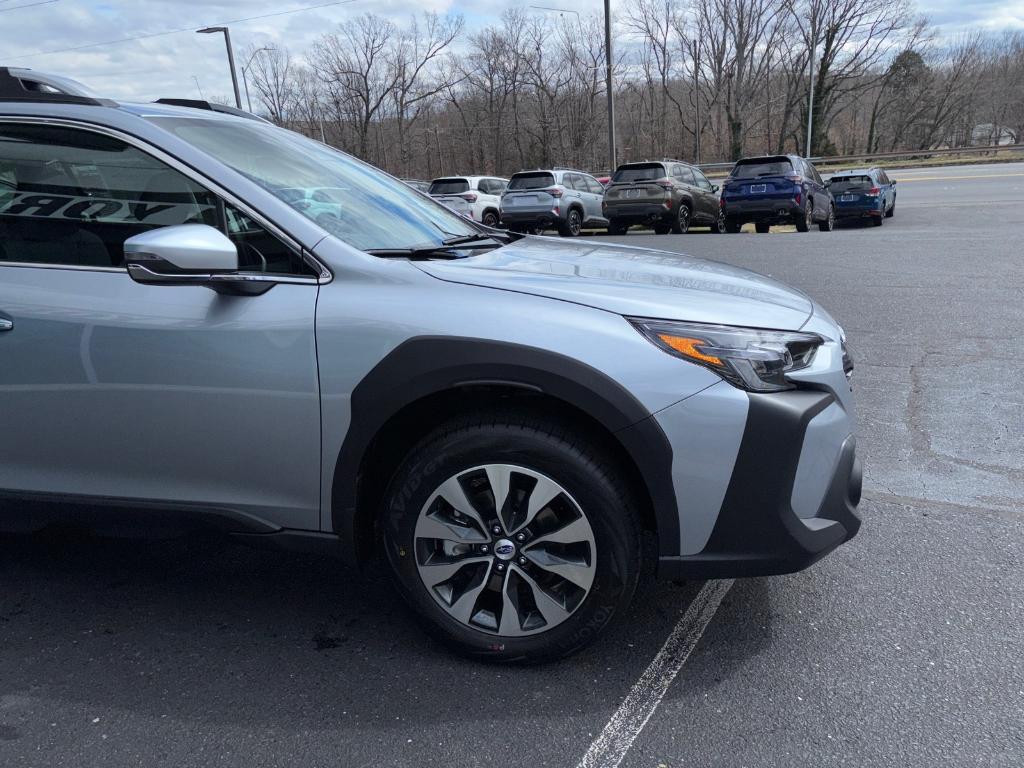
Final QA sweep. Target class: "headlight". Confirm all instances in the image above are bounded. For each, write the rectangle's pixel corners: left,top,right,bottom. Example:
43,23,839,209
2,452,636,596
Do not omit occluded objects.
630,318,825,392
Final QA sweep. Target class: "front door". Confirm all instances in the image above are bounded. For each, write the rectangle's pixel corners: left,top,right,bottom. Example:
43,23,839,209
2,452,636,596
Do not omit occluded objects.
0,122,322,530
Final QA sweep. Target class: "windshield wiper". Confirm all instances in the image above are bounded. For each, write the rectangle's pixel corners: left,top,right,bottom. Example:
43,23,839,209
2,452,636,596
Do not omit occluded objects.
365,238,504,259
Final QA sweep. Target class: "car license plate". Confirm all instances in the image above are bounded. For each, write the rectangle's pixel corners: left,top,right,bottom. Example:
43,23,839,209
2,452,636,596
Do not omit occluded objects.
749,184,766,193
625,189,641,198
517,195,536,205
840,194,856,202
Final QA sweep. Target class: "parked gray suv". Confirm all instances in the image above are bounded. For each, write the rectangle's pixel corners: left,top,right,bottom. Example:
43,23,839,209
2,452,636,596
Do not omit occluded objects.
0,69,862,662
500,168,608,236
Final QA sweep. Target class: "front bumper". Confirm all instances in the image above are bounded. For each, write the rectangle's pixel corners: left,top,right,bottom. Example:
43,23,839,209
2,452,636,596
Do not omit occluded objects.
653,386,861,579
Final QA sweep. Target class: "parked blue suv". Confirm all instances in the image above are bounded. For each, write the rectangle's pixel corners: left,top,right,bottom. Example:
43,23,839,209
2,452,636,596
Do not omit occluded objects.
721,155,835,233
826,167,897,226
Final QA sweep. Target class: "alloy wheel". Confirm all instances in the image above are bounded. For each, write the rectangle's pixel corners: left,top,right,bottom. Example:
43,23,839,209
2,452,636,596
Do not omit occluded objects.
413,464,597,636
678,205,690,233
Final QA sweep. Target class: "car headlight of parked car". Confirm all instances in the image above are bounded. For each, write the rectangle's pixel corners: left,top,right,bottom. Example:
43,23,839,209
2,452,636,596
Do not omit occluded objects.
630,318,825,392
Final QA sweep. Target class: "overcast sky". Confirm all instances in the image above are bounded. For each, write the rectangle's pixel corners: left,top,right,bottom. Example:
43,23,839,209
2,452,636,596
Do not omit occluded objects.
2,0,1022,103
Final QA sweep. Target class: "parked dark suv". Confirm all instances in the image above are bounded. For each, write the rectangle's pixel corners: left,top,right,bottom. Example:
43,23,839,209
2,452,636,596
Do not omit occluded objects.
720,155,834,233
603,160,723,235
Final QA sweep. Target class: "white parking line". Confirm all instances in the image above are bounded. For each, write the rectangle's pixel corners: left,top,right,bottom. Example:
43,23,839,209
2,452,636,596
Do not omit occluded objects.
576,579,735,768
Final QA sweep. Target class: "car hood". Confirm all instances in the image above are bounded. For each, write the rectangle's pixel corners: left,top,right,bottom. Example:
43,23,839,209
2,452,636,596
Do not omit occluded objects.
413,238,814,330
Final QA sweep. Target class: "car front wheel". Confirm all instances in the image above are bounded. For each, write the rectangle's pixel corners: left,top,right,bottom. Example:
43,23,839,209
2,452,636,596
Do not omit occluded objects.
382,410,641,663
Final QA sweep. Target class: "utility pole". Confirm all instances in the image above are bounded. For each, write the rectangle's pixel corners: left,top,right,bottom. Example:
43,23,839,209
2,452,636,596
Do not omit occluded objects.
604,0,616,172
805,15,817,157
693,44,701,163
197,26,242,109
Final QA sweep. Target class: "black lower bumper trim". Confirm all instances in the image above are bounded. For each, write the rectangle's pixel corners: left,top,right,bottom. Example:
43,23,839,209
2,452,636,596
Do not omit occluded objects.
658,390,862,580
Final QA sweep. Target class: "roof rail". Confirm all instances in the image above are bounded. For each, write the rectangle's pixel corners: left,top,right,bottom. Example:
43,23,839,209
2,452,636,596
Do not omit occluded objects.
154,98,271,123
0,67,113,106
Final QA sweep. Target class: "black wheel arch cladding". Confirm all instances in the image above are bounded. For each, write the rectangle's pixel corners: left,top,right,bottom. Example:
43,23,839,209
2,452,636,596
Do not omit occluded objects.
331,336,680,563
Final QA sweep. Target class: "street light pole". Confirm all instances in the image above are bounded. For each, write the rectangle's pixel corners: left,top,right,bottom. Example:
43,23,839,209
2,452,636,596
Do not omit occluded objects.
197,26,242,109
604,0,616,172
241,46,272,113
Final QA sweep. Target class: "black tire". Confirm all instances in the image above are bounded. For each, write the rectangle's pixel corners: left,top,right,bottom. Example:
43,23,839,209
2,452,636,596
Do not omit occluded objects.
755,222,771,234
710,210,727,234
671,204,691,234
724,218,742,234
819,203,835,232
795,200,812,232
559,208,583,237
652,225,671,235
381,410,641,663
872,211,883,226
886,198,895,218
607,220,628,235
481,210,500,228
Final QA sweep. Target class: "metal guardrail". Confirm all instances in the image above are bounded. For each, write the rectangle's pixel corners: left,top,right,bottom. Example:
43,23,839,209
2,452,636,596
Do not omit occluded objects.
697,143,1024,175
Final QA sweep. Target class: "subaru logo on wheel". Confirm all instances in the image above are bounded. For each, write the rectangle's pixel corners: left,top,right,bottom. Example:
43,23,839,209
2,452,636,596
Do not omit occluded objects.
494,540,516,560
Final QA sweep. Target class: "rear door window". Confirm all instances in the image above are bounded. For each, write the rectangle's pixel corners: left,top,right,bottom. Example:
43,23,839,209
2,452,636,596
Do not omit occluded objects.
613,163,667,183
584,175,604,194
429,178,469,195
692,169,714,191
508,172,555,191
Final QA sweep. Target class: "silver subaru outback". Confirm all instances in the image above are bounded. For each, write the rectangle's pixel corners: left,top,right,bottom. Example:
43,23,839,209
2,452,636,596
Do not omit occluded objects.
0,69,861,662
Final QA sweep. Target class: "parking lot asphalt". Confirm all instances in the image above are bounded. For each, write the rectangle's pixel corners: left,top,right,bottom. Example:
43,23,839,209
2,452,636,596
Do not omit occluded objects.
2,162,1023,768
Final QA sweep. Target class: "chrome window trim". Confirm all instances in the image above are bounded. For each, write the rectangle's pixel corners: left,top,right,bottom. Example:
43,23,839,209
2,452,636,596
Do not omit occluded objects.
0,116,332,284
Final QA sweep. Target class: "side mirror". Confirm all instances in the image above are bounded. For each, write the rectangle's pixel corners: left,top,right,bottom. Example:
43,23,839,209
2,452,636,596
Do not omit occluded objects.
891,179,897,186
824,179,832,187
124,224,263,294
711,184,720,194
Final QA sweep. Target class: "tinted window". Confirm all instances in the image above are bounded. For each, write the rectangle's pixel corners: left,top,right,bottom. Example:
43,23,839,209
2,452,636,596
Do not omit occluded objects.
676,165,696,184
571,174,591,191
692,169,713,191
731,158,794,179
429,178,470,195
509,172,555,190
828,175,874,192
0,123,217,268
490,179,507,193
877,170,890,184
613,163,667,183
0,123,311,275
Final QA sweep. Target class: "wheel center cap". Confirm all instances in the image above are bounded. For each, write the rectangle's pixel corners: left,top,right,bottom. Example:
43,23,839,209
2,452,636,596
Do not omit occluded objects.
493,539,516,561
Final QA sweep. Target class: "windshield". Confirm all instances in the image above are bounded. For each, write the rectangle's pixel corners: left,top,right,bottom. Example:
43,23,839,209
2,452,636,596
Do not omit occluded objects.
829,175,873,192
148,116,478,251
613,164,666,183
508,172,555,190
731,159,794,179
429,178,470,195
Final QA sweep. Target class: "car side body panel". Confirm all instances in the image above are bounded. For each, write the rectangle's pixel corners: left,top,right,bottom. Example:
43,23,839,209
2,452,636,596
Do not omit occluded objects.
0,264,322,530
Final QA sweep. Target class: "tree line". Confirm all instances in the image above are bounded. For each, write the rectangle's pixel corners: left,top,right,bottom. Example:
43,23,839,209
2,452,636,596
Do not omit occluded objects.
242,0,1024,178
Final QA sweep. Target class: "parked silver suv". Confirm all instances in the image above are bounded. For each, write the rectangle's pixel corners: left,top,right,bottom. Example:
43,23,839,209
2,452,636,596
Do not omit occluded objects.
0,69,862,662
500,168,609,236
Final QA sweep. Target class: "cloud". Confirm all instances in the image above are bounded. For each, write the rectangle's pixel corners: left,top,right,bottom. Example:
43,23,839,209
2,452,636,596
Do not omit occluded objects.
1,0,1018,102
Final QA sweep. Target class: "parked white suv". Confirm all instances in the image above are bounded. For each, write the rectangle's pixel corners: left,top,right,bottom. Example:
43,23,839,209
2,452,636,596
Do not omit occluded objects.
429,176,508,227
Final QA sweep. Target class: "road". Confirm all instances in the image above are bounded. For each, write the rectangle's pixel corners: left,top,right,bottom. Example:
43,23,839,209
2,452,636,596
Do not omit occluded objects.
2,162,1023,768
